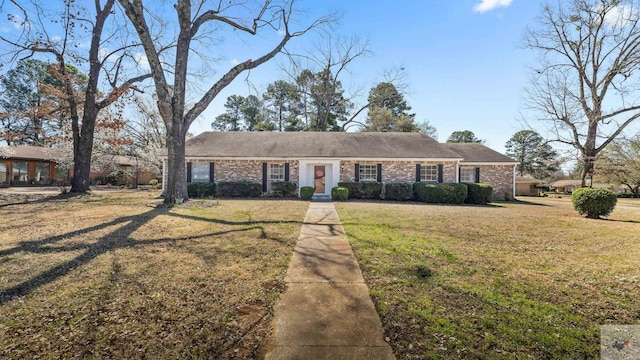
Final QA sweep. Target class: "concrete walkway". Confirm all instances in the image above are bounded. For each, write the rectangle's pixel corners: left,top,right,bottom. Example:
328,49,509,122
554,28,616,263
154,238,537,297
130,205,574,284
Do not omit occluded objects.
266,202,395,360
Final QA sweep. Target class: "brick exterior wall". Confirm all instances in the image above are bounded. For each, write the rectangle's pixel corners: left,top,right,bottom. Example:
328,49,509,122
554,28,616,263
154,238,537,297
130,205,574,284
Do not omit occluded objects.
189,159,299,185
461,164,514,200
184,159,512,200
339,160,457,183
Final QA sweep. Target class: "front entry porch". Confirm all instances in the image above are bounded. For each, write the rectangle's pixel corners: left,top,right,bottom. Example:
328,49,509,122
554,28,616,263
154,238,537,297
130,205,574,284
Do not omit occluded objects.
298,159,340,200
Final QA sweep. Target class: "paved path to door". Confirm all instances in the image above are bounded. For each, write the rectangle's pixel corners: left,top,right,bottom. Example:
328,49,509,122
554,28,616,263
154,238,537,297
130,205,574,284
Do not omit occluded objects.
265,202,395,360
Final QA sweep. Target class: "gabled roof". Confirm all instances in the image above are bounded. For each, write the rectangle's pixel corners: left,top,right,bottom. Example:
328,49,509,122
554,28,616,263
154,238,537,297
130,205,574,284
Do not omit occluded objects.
185,131,464,159
441,143,517,163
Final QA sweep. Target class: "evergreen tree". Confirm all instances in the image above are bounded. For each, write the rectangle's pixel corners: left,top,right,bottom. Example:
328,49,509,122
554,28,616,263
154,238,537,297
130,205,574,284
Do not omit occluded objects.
505,130,559,179
363,82,417,132
446,130,484,144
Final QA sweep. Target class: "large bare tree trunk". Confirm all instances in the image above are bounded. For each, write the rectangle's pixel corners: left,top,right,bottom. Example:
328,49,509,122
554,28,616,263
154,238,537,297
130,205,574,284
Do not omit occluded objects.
119,0,328,205
164,120,188,203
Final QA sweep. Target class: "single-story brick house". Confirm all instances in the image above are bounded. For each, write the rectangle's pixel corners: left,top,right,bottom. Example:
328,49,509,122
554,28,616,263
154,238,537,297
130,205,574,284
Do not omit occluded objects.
171,132,518,200
515,176,544,196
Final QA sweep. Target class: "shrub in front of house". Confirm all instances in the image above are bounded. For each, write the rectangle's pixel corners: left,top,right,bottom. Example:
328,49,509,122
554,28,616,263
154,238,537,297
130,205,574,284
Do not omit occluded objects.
384,183,414,201
270,181,298,197
464,183,493,205
414,183,467,204
149,179,160,190
338,182,364,199
187,182,216,198
216,181,261,198
361,182,383,199
572,187,617,219
331,186,349,201
300,186,315,200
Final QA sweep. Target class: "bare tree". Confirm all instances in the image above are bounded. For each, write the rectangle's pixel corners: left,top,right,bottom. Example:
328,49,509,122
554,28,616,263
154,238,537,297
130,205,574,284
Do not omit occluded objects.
118,0,332,204
0,0,151,192
283,36,371,131
524,0,640,186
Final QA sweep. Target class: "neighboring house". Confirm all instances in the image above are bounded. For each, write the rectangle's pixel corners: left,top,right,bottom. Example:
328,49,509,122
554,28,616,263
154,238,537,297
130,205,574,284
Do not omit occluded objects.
170,132,518,200
0,145,158,187
515,176,544,196
0,146,63,186
550,179,621,193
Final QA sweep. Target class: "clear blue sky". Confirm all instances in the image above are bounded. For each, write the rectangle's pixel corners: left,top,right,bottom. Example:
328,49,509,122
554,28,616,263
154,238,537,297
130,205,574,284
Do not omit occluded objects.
189,0,547,153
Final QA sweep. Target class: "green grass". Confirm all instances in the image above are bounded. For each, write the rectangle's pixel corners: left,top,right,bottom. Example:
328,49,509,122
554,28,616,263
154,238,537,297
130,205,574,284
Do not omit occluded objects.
0,190,308,359
336,199,640,359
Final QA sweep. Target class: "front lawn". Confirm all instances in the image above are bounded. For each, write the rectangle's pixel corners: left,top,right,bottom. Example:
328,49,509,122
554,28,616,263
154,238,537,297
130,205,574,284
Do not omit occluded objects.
0,191,307,359
336,199,640,359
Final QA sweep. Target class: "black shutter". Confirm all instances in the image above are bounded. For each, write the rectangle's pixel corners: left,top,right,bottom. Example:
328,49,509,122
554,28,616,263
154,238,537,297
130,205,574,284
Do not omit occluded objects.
377,163,382,183
475,167,480,183
262,162,268,192
415,164,421,182
437,164,443,183
209,162,215,183
284,163,290,182
355,163,360,182
186,162,192,183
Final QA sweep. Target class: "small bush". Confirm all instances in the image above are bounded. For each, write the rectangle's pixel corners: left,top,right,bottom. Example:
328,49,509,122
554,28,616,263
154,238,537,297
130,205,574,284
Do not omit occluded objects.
361,182,383,200
271,181,298,197
149,179,159,190
106,170,131,186
187,182,216,198
331,186,349,201
617,192,640,198
572,188,617,219
385,183,413,201
414,183,467,204
465,183,493,205
300,186,315,200
216,181,261,198
338,182,364,199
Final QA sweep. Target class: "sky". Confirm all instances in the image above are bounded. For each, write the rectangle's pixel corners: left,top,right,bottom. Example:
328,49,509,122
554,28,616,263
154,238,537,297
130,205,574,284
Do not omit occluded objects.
187,0,548,153
0,0,551,154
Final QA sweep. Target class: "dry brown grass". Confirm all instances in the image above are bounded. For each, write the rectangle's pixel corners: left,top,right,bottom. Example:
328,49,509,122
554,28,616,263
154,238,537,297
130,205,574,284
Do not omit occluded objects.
0,190,307,359
336,198,640,359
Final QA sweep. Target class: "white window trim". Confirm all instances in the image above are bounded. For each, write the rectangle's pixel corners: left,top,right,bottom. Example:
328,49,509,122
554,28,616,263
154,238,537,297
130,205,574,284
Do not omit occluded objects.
267,163,286,191
191,162,210,183
460,167,475,183
420,164,438,182
359,164,377,182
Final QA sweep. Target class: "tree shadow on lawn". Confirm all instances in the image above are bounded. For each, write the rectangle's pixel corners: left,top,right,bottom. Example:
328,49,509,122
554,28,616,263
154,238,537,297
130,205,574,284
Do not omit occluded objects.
509,199,551,206
0,208,302,306
0,191,86,208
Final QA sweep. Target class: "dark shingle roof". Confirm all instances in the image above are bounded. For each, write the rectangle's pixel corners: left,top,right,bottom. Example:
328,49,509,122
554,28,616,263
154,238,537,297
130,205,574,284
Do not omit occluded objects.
185,132,464,159
441,143,517,163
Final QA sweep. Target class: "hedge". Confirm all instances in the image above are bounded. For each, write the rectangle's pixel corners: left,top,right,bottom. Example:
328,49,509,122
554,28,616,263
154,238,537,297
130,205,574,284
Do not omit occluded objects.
572,187,617,219
337,182,382,199
187,182,216,198
300,186,315,200
331,186,349,201
337,182,364,199
464,183,493,205
216,181,261,198
270,181,298,197
385,183,413,201
414,183,467,204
